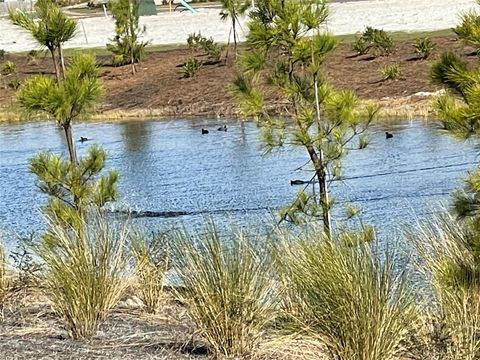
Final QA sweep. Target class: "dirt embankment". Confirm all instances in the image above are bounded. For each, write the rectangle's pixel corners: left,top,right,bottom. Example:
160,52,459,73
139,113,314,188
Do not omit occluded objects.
0,35,476,121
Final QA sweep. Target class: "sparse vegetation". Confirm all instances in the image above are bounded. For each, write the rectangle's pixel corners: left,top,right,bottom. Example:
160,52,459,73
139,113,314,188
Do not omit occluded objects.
182,57,202,78
7,79,21,90
413,37,435,59
2,61,16,75
27,49,40,65
381,63,402,80
0,49,6,60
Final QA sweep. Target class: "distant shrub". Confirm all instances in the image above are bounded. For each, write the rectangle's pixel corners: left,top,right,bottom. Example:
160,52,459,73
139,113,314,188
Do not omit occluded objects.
187,32,203,52
413,37,435,59
381,63,402,80
2,61,16,75
201,37,221,61
182,57,202,78
352,27,395,56
352,37,369,55
7,79,21,90
186,32,221,61
28,50,39,58
0,49,5,60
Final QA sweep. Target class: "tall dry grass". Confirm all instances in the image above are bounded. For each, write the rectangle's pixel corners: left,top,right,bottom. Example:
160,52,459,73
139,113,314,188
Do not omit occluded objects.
38,213,130,339
0,240,9,317
408,214,480,359
131,231,169,314
274,228,418,360
171,223,277,359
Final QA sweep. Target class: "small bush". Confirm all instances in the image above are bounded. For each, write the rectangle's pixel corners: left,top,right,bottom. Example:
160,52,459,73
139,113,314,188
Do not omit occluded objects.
0,49,5,60
413,37,435,60
381,63,402,80
182,57,202,78
131,231,169,314
352,27,395,56
201,37,221,61
171,223,276,358
186,32,221,61
7,79,21,90
351,37,370,55
2,61,16,75
27,50,39,65
187,32,203,51
275,228,417,360
37,213,130,339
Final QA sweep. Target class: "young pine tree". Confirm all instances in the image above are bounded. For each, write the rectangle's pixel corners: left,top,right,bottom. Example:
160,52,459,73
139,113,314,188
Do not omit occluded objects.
17,53,103,164
220,0,249,62
9,0,77,82
430,1,480,219
30,145,119,229
107,0,149,75
232,0,378,236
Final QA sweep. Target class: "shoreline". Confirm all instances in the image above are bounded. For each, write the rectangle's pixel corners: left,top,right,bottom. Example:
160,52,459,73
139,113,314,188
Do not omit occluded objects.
0,95,437,124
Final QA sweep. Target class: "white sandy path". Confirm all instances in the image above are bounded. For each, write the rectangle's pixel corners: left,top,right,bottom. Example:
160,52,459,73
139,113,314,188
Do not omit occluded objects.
0,0,479,53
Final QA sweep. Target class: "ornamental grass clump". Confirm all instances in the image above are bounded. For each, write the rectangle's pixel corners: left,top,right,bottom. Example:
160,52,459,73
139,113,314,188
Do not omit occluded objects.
37,213,130,339
275,228,418,360
408,214,480,359
131,231,169,314
381,63,402,80
171,223,277,358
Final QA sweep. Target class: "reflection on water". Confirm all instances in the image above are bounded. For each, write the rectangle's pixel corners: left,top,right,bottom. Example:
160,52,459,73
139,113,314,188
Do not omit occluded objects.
0,118,478,248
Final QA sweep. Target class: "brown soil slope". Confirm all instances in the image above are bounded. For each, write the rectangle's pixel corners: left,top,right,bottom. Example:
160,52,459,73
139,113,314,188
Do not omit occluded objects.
0,35,477,119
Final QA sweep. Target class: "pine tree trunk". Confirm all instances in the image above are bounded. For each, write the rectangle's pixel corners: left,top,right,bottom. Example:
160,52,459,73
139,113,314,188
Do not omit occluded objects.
312,71,332,236
50,47,61,83
232,16,238,59
59,45,66,79
306,145,331,236
225,25,232,64
63,123,78,165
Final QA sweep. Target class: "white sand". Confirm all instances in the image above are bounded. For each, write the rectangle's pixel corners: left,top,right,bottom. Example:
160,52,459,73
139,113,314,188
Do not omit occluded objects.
0,0,479,53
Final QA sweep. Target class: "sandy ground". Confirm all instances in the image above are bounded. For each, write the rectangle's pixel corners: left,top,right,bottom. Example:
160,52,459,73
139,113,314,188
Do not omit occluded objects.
0,0,479,53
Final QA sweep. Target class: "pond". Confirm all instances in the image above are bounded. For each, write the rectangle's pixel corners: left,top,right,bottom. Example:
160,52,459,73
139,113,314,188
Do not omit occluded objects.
0,118,477,248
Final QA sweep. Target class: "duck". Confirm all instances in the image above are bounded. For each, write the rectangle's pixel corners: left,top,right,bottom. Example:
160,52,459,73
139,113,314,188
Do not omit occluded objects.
79,136,89,142
217,125,227,132
201,128,209,135
385,132,393,139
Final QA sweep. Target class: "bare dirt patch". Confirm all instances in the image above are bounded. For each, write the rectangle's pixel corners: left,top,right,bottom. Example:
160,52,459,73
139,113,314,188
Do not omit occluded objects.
0,294,206,360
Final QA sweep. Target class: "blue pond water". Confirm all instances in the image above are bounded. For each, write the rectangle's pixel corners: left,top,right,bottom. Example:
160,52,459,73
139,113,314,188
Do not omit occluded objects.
0,118,478,247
